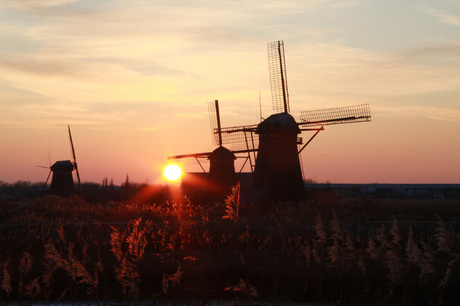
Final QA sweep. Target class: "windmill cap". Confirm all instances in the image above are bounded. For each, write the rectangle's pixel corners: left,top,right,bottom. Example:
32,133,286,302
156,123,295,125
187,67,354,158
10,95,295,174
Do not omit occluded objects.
256,112,300,134
50,160,74,171
208,146,236,160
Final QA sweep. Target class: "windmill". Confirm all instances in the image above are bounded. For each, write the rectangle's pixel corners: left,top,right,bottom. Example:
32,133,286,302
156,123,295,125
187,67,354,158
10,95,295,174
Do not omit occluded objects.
168,40,371,199
39,125,81,196
167,100,253,196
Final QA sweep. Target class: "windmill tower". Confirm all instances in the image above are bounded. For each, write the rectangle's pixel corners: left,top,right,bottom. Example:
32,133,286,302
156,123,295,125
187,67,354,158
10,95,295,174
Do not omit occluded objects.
40,126,81,197
168,40,372,199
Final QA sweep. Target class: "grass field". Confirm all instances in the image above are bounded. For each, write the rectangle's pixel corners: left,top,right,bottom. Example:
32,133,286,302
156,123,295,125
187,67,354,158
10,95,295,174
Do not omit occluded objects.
1,186,460,304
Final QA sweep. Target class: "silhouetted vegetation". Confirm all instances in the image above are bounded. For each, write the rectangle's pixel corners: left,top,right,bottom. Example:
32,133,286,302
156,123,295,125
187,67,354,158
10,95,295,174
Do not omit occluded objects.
0,181,43,199
1,186,460,304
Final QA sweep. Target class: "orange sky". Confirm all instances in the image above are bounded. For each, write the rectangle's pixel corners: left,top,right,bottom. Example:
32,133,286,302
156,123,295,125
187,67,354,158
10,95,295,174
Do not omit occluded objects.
1,1,460,185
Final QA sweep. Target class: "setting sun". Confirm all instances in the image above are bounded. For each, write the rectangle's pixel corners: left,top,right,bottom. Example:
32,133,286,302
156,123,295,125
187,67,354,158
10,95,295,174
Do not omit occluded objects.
163,164,182,181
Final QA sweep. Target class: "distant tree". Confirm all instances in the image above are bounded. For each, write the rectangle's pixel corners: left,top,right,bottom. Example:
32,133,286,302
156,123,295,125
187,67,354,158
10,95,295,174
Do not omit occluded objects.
102,177,108,188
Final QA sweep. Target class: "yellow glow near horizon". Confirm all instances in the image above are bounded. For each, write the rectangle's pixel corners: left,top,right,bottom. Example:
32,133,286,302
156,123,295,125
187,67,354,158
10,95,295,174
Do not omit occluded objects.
163,164,182,181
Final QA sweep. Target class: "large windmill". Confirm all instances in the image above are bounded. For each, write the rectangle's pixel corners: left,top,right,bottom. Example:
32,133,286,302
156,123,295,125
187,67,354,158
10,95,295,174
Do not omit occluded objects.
168,40,371,198
39,125,81,197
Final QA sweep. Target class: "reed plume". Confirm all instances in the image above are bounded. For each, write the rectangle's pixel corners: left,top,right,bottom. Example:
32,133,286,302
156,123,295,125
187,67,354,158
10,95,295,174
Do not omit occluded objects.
1,263,12,298
223,183,240,223
44,243,99,297
19,251,33,294
110,218,147,299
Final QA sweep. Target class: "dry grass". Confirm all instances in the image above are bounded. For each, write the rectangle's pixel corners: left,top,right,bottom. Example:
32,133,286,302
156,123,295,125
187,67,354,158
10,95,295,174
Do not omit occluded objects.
0,194,459,304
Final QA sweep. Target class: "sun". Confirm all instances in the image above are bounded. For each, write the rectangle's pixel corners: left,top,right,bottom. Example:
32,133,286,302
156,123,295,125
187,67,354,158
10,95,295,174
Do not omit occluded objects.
164,164,182,181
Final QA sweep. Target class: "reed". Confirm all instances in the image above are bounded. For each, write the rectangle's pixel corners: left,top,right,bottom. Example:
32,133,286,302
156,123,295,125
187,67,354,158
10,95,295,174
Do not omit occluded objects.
0,195,459,303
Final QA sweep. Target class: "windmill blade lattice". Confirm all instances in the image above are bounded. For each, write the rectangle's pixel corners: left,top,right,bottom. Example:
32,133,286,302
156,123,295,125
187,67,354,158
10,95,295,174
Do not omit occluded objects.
300,104,371,127
268,40,289,114
209,101,259,146
212,124,258,146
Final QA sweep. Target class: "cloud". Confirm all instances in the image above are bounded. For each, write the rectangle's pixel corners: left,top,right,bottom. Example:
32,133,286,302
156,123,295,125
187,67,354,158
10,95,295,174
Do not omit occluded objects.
0,0,79,10
284,41,460,126
376,104,460,123
2,1,460,129
421,6,460,27
291,42,459,95
401,43,460,59
0,57,80,76
0,86,108,129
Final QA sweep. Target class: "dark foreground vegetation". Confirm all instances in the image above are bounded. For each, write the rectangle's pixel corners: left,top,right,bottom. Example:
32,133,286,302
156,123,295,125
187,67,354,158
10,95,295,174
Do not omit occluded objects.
1,185,460,304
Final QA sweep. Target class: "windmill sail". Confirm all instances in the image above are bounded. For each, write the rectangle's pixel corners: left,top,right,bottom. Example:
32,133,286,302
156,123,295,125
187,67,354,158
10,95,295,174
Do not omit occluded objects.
268,40,289,114
40,169,52,196
208,100,223,146
68,125,81,190
214,124,258,145
209,101,259,147
300,104,371,127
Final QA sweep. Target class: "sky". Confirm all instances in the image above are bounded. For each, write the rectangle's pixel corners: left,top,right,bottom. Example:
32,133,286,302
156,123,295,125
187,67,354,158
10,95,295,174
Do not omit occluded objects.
1,0,460,185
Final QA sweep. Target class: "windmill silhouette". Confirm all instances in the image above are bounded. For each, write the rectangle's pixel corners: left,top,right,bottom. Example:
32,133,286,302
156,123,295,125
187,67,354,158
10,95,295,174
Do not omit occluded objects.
39,125,81,196
169,40,371,198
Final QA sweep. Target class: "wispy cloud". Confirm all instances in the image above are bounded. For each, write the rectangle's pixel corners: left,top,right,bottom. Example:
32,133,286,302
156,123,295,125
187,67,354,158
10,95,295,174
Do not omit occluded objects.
0,57,81,76
2,0,460,132
421,6,460,27
402,43,460,59
291,42,460,95
2,2,460,125
376,104,460,123
0,0,79,9
285,41,460,125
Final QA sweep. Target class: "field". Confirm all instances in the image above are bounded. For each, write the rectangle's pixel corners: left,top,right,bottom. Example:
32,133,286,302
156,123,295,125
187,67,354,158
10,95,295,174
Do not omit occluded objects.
1,185,460,304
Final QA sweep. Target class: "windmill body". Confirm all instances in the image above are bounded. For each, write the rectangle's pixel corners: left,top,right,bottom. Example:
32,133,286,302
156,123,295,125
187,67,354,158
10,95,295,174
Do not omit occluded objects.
208,146,237,195
253,112,304,198
49,160,75,196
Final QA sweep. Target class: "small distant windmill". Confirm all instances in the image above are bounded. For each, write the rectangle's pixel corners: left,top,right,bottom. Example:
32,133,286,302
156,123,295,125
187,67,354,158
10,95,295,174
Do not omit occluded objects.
169,40,371,199
39,125,81,196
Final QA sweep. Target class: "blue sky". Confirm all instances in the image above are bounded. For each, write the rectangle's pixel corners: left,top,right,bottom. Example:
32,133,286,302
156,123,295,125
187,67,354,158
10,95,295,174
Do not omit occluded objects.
1,0,459,184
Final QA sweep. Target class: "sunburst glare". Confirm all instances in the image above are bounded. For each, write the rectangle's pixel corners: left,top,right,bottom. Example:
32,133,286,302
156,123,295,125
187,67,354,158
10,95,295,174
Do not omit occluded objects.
163,164,182,181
